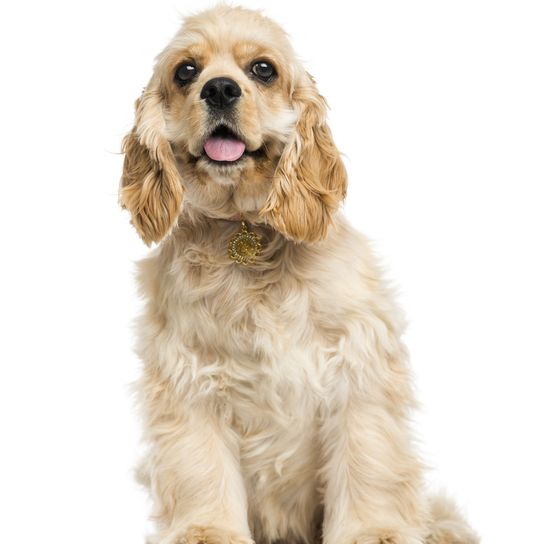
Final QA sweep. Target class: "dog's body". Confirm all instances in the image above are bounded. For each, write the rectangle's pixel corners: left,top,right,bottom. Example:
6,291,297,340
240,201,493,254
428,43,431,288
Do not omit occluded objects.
121,6,478,544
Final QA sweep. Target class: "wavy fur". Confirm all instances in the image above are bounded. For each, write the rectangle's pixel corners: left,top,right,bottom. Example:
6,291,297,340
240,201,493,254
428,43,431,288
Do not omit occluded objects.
120,6,478,544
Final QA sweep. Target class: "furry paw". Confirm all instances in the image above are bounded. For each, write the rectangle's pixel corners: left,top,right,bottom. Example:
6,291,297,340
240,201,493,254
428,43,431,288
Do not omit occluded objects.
352,528,425,544
174,527,253,544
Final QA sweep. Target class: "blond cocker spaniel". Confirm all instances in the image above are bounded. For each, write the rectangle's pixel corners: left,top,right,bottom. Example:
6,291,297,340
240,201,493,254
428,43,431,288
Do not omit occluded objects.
120,6,478,544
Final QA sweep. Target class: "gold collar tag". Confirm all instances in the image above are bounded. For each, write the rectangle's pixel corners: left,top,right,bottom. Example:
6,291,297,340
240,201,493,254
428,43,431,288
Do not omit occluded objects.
228,220,262,265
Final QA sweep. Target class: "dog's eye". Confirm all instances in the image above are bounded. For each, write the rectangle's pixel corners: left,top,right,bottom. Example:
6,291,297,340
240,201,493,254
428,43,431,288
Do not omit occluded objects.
251,61,276,82
175,62,198,85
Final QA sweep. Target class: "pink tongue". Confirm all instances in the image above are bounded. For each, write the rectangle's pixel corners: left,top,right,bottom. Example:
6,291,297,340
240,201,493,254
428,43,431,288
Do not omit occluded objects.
203,137,246,162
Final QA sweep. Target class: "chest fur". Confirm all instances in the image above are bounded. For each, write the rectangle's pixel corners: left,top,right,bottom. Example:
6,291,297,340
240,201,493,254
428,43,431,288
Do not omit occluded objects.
179,267,327,402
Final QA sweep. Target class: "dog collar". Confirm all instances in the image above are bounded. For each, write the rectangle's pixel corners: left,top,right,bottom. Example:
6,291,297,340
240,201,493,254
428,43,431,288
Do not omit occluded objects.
228,218,262,265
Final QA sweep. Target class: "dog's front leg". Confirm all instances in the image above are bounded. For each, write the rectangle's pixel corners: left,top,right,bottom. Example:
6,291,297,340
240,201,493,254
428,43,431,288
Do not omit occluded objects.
140,381,252,544
319,341,428,544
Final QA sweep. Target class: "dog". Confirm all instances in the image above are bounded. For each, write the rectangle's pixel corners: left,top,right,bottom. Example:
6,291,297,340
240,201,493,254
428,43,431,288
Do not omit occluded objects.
120,6,479,544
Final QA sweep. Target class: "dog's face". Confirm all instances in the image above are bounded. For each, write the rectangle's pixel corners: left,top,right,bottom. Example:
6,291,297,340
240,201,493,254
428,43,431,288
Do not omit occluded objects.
120,6,347,245
162,8,298,214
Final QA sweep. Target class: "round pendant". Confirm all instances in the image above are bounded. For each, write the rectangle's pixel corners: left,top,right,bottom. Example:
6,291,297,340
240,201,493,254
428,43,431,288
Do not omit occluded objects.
228,221,262,265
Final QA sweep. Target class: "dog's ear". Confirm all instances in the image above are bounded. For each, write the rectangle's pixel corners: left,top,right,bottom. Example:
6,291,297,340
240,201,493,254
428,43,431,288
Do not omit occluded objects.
119,78,183,245
261,72,347,243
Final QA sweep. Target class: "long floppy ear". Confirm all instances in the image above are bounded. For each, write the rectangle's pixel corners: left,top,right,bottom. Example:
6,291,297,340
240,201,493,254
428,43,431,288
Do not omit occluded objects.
119,80,183,245
261,72,347,243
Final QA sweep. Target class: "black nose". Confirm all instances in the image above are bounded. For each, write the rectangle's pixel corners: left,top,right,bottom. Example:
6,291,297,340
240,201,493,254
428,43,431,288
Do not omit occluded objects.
200,77,242,109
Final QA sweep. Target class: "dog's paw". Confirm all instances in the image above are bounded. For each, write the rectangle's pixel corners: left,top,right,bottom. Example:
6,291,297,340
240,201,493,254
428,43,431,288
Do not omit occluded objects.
174,526,253,544
351,528,425,544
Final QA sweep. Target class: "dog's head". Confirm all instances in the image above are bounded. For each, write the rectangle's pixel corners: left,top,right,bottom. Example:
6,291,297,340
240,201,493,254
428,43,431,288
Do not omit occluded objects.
120,6,347,245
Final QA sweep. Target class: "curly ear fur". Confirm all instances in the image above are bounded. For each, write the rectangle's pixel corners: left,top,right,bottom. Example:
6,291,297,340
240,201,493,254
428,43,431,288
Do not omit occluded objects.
120,83,183,245
262,73,347,243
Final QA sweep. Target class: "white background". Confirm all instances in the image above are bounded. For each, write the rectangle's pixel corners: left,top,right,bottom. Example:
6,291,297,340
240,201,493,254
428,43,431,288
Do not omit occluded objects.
0,1,542,542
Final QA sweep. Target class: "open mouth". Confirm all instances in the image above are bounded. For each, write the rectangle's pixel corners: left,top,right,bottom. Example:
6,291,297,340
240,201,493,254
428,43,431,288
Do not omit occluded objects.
202,125,263,165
